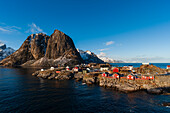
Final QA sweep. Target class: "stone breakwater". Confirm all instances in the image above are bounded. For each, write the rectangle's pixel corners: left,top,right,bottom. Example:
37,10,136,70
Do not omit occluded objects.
32,69,170,94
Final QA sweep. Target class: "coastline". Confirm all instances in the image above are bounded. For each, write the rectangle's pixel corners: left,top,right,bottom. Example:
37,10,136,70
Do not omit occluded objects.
32,64,170,95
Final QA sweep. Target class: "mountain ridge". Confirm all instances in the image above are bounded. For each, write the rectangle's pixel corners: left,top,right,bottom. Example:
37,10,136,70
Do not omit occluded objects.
0,30,83,67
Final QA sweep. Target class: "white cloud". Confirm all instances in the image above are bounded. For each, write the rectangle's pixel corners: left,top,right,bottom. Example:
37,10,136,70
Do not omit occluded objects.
106,41,114,46
26,23,46,34
0,27,10,32
98,52,106,57
0,25,21,33
99,48,109,51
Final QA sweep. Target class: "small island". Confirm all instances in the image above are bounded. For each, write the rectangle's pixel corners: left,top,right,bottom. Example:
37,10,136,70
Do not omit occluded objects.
32,63,170,95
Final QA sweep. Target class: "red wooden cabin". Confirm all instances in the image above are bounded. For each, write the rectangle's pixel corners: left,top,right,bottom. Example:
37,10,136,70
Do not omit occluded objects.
142,75,149,80
149,76,154,80
113,68,119,73
113,73,120,79
127,74,135,80
102,72,109,77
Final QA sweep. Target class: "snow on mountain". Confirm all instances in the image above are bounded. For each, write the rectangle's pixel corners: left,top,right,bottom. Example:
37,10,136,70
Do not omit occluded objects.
0,42,15,61
77,49,124,63
98,56,116,63
77,49,104,63
98,56,124,63
97,52,124,63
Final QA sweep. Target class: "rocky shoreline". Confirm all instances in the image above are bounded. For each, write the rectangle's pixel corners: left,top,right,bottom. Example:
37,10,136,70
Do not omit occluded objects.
32,68,170,95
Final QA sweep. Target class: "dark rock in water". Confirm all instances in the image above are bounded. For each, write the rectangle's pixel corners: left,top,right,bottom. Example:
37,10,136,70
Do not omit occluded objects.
83,77,95,85
162,102,170,107
0,30,83,67
85,78,94,85
147,88,163,94
32,70,41,76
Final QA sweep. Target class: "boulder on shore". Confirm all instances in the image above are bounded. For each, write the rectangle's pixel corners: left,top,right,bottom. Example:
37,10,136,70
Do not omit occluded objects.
162,102,170,107
147,88,163,94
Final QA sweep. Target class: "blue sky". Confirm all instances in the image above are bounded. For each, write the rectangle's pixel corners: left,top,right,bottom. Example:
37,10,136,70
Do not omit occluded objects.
0,0,170,63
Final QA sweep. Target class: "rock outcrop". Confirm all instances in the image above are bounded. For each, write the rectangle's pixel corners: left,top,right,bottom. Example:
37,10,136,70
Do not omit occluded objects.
32,68,74,80
0,30,83,67
137,64,166,74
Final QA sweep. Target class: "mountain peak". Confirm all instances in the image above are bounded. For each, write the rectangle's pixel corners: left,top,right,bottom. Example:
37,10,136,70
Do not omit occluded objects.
78,49,104,64
0,42,15,61
0,29,82,67
0,41,6,50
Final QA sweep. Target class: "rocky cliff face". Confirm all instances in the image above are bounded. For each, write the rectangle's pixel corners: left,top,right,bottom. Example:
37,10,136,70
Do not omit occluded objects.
0,30,83,67
0,42,15,61
77,49,104,64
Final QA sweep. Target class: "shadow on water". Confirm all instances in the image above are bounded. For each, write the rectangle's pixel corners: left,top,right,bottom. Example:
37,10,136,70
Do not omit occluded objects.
0,67,169,112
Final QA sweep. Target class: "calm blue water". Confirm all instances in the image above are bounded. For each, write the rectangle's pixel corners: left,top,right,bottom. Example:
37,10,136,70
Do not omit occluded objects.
111,63,170,69
0,67,170,112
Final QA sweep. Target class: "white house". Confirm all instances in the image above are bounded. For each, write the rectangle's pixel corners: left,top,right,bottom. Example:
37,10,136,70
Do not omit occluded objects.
73,67,79,72
167,65,170,69
128,65,133,70
66,66,70,71
50,67,54,70
100,65,110,71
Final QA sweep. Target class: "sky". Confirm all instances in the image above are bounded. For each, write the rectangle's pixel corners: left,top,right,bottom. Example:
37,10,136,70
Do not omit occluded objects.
0,0,170,63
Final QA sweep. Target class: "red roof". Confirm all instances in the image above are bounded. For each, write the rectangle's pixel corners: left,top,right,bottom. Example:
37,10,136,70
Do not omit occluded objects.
113,68,119,73
56,71,61,73
74,67,78,69
127,74,134,77
167,65,170,67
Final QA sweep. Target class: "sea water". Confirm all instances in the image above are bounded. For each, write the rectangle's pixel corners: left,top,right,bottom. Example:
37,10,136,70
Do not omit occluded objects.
0,67,169,112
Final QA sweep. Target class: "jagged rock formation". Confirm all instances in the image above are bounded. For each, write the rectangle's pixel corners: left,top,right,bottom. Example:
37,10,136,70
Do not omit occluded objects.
0,30,83,67
77,49,104,64
0,42,15,61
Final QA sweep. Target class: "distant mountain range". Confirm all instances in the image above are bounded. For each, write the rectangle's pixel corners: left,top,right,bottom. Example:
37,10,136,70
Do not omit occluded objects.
77,49,104,64
77,49,124,63
0,42,15,61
